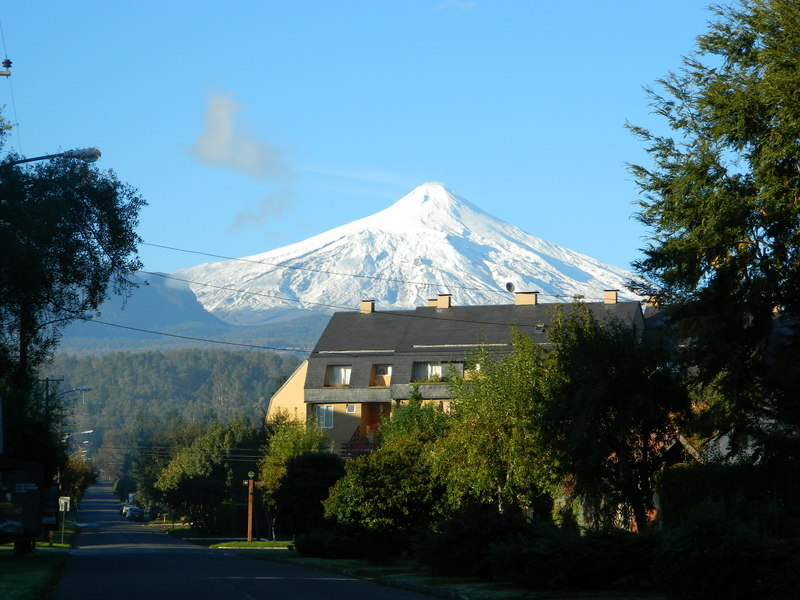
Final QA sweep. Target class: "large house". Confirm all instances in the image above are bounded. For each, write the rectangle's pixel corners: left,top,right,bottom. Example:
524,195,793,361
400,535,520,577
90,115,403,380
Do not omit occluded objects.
267,290,645,458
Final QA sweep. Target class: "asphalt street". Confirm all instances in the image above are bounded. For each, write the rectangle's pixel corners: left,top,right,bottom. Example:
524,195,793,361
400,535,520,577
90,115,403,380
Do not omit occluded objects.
54,483,436,600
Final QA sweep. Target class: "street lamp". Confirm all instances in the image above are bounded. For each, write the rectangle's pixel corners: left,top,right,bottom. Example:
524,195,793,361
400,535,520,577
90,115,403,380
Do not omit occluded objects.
62,429,94,442
8,147,101,165
57,387,92,398
52,388,92,438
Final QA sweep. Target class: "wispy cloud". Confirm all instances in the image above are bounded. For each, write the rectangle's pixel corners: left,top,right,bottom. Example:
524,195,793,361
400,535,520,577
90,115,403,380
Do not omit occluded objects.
191,91,291,183
229,189,293,232
191,90,295,230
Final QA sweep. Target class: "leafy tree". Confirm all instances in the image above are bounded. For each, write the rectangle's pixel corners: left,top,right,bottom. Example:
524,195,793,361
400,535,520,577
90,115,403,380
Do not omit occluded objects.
379,384,451,447
436,331,557,514
257,413,328,524
544,304,689,532
324,439,446,544
60,456,98,505
626,0,800,448
129,417,206,506
272,452,344,537
156,419,263,532
0,117,145,469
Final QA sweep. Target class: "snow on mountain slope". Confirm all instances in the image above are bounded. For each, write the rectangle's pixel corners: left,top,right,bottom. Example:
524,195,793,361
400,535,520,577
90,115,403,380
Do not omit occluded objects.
175,183,640,325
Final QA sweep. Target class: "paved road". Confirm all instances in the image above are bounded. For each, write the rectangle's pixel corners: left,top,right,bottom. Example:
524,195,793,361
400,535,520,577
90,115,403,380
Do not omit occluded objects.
55,483,435,600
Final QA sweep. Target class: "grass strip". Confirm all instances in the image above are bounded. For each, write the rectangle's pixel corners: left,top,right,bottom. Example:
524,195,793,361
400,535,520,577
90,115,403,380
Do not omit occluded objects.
242,552,666,600
0,550,69,600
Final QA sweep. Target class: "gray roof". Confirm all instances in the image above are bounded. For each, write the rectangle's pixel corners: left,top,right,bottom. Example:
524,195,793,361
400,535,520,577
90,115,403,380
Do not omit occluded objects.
312,301,644,354
305,301,645,400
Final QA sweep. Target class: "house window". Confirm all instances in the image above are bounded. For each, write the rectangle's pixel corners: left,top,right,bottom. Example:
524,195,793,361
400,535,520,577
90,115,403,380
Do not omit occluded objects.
412,361,464,382
464,362,481,380
370,364,392,387
345,404,356,414
324,365,352,387
315,404,333,428
412,361,443,382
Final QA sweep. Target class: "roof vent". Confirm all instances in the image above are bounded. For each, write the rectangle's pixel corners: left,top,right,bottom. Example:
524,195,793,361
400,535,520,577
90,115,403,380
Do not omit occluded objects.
360,299,375,314
515,291,539,306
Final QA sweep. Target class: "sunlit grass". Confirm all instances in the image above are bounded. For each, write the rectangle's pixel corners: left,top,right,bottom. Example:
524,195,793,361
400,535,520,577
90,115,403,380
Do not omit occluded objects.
209,540,292,549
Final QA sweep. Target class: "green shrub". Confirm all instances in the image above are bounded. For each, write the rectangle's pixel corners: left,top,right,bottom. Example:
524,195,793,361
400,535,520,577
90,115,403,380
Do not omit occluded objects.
414,503,525,578
274,452,344,538
653,499,798,600
488,524,657,591
658,461,800,535
293,529,334,558
293,524,399,562
112,474,136,502
487,522,577,589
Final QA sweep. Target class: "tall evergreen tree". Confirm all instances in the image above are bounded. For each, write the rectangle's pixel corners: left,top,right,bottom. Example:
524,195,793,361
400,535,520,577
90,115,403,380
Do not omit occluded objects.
626,0,800,447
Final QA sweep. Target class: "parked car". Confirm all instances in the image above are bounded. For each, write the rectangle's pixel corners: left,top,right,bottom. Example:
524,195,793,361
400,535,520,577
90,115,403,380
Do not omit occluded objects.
126,506,144,522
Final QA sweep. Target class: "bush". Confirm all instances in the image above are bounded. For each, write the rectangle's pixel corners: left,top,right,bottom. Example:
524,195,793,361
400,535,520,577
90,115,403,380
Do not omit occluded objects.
487,522,576,589
653,499,800,600
487,524,657,591
294,529,334,558
112,474,136,502
658,461,800,535
273,452,344,538
414,503,525,578
293,525,393,562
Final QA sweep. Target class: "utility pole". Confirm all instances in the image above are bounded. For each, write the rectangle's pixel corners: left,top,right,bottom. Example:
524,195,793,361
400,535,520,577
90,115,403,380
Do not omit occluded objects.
40,377,64,416
243,472,255,542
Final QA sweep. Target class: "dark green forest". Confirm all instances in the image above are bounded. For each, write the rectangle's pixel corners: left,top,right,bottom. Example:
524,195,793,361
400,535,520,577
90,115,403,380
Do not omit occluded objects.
45,349,302,477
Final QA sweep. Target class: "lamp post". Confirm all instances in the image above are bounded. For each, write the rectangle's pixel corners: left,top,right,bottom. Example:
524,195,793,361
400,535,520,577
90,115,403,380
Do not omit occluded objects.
51,388,92,440
8,147,101,165
62,429,94,443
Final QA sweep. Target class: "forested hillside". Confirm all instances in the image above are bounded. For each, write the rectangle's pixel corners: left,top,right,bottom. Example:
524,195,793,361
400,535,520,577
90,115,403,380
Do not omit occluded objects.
45,349,303,476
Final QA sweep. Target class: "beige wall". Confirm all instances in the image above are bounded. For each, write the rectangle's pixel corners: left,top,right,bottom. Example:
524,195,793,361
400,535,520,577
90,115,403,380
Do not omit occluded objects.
319,403,362,450
266,360,308,422
313,402,393,454
267,363,387,452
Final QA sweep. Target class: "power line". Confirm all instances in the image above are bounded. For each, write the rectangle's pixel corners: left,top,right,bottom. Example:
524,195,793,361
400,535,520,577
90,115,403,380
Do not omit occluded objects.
69,243,638,350
141,271,351,312
143,242,493,294
74,274,630,352
139,271,573,331
143,241,616,302
83,319,311,353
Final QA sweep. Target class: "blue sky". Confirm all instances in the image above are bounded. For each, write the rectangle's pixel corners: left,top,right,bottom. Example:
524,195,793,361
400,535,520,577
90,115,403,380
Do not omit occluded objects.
1,1,722,274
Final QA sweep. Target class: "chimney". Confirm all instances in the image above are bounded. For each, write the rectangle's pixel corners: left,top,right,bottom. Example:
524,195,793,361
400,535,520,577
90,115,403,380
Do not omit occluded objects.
427,298,437,307
514,291,539,306
436,294,452,309
360,299,375,314
603,290,619,304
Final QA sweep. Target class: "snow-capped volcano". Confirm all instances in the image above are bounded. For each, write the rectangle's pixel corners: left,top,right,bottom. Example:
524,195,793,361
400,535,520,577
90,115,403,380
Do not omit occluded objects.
175,183,639,325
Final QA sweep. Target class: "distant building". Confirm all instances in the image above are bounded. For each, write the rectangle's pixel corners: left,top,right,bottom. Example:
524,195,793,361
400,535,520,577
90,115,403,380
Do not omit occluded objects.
267,290,645,459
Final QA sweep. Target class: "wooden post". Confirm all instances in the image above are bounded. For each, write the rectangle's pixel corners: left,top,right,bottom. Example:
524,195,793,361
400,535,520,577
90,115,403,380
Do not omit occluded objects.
244,471,255,542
